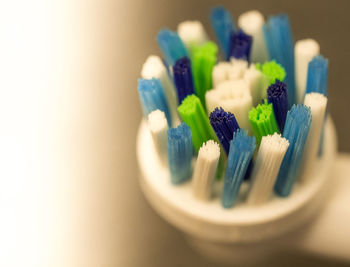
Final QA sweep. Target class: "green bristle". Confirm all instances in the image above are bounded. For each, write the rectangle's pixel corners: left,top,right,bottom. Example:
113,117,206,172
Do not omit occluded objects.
178,94,225,178
249,99,280,145
191,41,218,108
256,60,286,99
178,94,217,151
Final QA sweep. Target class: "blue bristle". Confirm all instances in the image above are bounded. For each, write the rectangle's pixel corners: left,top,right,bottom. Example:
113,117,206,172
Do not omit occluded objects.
157,29,189,66
305,55,329,156
263,14,296,107
305,55,328,96
228,29,252,61
210,6,235,60
274,104,312,197
173,57,195,104
209,107,240,155
137,78,171,126
267,80,289,132
222,129,256,208
167,123,193,184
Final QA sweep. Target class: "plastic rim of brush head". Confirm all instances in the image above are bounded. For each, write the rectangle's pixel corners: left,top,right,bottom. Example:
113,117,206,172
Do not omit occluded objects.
136,117,337,244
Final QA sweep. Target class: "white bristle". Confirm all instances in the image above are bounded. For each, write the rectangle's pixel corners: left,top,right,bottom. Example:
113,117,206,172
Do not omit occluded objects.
147,110,168,165
212,62,232,88
248,133,289,205
141,55,180,126
295,39,320,103
301,93,327,179
243,64,266,106
238,10,268,63
205,80,253,131
229,58,248,80
192,140,220,201
177,20,208,50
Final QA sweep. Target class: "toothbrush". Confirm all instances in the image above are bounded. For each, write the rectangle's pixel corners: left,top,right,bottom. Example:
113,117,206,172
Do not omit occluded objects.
135,7,349,264
137,6,329,210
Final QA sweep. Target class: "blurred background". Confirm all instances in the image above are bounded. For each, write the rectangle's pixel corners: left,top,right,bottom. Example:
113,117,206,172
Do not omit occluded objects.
1,0,349,266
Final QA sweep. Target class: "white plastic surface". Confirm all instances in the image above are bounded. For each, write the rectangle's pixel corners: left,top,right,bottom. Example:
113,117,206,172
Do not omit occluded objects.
137,117,337,245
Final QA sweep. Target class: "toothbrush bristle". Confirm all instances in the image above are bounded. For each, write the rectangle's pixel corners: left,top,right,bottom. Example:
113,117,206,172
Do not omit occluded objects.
248,100,280,145
209,107,240,155
263,14,296,106
157,29,188,66
228,29,253,61
177,20,208,50
178,94,218,152
191,41,218,107
210,6,235,60
306,55,329,96
248,133,289,205
274,104,312,196
167,123,193,184
148,110,169,164
222,129,256,208
267,80,289,131
137,78,171,126
192,140,220,200
173,57,195,104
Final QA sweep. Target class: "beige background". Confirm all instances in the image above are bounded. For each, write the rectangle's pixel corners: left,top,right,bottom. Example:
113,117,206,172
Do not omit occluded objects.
1,0,349,266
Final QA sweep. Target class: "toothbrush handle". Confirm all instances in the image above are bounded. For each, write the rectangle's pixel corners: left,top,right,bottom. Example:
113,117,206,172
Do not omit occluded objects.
287,154,350,261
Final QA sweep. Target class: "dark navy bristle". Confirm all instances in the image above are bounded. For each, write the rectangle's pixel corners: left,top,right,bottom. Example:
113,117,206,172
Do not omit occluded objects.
173,57,195,104
209,107,240,155
244,160,254,180
267,80,288,132
228,29,252,61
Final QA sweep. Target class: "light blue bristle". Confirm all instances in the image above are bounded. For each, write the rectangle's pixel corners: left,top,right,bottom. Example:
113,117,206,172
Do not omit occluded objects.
305,55,329,156
137,78,171,126
210,6,235,60
305,55,329,96
157,29,188,66
168,123,193,184
263,14,296,107
222,129,256,208
274,104,312,197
